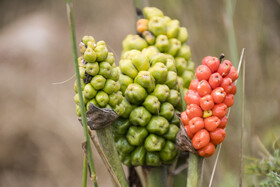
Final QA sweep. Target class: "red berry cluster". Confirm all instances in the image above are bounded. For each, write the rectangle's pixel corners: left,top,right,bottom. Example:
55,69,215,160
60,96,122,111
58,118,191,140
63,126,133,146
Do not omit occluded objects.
181,56,239,157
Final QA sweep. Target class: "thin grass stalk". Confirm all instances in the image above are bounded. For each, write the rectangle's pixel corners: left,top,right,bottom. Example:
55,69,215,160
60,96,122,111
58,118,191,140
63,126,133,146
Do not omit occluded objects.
208,48,245,187
66,1,98,186
239,58,246,187
82,154,88,187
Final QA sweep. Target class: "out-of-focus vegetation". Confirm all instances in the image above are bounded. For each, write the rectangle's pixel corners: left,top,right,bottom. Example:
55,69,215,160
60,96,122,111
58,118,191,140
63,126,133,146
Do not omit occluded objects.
0,0,279,186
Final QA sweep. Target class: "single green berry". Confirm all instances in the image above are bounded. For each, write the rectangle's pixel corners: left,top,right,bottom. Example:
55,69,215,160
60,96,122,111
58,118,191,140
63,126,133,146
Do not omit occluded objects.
143,95,161,114
144,134,165,152
177,27,189,43
86,62,99,76
116,137,135,154
146,152,161,166
83,83,97,99
155,35,169,52
159,141,177,161
95,91,109,107
131,146,146,166
176,44,191,61
119,74,134,94
134,71,155,93
125,83,147,105
159,102,175,121
112,118,131,135
119,59,138,79
149,63,168,84
164,71,178,89
129,106,152,126
99,61,112,79
126,126,148,146
103,79,116,95
83,47,96,63
152,84,170,102
147,116,169,135
175,57,187,76
164,124,179,141
148,16,167,36
95,45,108,62
167,89,181,107
90,75,106,90
166,20,180,38
105,52,115,66
167,38,181,56
143,7,164,19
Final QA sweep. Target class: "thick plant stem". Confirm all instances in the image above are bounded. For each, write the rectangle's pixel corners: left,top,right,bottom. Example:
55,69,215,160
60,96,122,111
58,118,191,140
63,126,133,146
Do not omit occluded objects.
172,155,188,187
82,154,88,187
66,1,98,186
187,153,203,187
143,166,168,187
96,127,129,187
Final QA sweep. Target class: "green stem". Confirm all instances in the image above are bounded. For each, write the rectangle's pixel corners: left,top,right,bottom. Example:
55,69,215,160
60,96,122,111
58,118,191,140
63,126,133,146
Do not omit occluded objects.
143,166,168,187
82,154,88,187
172,156,188,187
96,127,129,187
187,153,203,187
66,1,98,186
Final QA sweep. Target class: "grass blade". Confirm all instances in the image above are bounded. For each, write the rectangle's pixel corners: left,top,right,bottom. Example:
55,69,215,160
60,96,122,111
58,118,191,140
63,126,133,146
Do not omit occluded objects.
66,1,98,186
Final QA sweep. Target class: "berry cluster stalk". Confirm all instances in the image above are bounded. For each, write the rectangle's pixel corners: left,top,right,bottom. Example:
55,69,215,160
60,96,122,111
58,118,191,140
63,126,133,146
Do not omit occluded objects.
66,1,98,186
143,166,168,187
95,128,129,187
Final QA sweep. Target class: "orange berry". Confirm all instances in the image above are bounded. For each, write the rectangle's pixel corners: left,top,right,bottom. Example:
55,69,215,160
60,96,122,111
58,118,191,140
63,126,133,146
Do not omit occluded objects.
198,142,216,157
210,128,226,145
137,19,149,33
192,129,210,150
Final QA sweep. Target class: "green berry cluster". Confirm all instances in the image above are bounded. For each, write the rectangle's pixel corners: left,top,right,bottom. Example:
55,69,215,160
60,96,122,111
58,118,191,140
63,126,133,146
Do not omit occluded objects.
74,36,124,116
112,48,181,166
122,7,195,92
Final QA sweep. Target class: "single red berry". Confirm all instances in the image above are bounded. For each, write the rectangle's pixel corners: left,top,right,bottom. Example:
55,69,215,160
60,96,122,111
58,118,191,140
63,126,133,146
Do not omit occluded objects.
184,90,201,105
186,104,203,119
204,116,221,131
225,66,239,82
223,94,234,107
212,103,228,118
217,60,232,77
200,94,214,111
181,111,190,126
189,79,199,90
198,142,216,157
220,77,233,94
203,57,220,73
197,80,212,97
218,116,228,128
202,56,212,65
209,73,223,89
230,84,237,95
184,125,194,139
211,87,226,104
210,128,226,145
189,117,204,134
192,129,210,150
195,65,212,81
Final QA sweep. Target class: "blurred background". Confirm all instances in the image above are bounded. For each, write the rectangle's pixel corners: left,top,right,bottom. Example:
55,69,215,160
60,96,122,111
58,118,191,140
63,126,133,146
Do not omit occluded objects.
0,0,279,186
